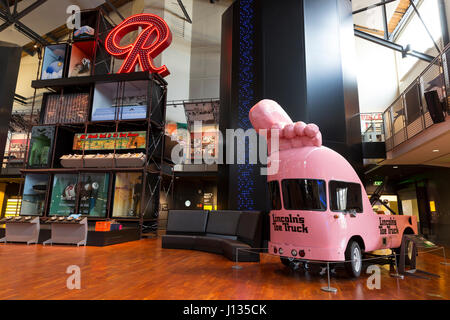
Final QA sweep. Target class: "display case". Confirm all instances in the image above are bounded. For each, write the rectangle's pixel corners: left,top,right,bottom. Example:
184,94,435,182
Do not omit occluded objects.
27,126,55,168
42,92,90,124
78,173,109,217
68,41,95,77
48,174,78,216
20,174,49,216
73,10,98,40
112,172,143,218
91,81,148,121
40,44,68,80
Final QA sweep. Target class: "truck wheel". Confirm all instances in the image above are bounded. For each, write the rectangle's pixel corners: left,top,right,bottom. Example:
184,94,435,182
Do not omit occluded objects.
280,257,292,267
345,241,362,278
394,239,415,265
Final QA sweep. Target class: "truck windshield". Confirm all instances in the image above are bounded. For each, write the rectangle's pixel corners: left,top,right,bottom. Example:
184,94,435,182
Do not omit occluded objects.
281,179,326,211
268,181,282,210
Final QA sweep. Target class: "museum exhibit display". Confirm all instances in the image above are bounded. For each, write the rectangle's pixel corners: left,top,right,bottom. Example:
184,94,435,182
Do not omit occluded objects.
13,9,171,243
42,92,90,124
91,81,149,121
112,172,143,218
78,173,109,217
249,99,419,278
0,215,40,245
27,126,55,168
43,216,88,246
20,174,49,216
68,41,95,77
40,44,68,80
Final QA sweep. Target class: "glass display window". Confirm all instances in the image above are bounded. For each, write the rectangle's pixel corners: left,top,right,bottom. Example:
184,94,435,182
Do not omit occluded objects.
20,174,49,216
91,81,148,121
27,126,55,168
78,173,110,217
112,172,143,218
49,174,78,216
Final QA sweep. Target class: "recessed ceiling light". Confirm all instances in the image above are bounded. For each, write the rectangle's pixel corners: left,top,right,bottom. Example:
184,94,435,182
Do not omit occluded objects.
432,149,440,153
393,166,398,169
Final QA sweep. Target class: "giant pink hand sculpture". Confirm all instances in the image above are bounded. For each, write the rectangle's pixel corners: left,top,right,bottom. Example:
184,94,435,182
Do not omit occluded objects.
249,99,322,154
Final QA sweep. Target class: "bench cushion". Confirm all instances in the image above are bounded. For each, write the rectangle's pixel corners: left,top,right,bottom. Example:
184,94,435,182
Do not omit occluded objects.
166,210,208,234
221,239,260,262
237,211,262,247
206,210,241,236
194,236,224,254
161,235,196,250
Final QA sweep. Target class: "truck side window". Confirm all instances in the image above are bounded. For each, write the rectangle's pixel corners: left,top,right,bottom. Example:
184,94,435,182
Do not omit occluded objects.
281,179,327,211
329,181,363,213
268,181,282,210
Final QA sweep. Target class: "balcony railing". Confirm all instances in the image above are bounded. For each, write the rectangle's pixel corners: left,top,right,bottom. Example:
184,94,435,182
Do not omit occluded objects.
383,44,450,152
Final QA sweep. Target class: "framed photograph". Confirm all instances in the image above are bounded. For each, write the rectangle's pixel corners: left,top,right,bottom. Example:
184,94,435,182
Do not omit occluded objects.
41,44,68,80
68,41,95,77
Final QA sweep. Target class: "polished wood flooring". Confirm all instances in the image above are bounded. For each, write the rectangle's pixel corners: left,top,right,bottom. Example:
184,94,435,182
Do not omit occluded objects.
0,239,449,300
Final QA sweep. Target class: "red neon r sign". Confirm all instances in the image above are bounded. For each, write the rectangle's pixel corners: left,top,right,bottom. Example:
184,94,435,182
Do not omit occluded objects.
105,13,172,77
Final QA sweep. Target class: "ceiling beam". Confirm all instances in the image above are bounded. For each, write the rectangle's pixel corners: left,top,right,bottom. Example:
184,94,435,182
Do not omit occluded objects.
177,0,192,24
354,29,435,62
0,0,47,32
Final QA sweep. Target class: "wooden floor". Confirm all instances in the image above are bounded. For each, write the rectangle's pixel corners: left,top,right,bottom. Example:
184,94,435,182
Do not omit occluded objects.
0,239,449,300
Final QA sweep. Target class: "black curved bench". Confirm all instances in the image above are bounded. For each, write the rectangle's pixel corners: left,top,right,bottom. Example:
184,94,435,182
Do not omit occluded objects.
162,210,262,262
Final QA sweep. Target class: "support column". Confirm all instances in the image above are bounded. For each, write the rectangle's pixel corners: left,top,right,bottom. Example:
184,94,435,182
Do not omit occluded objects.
0,41,22,168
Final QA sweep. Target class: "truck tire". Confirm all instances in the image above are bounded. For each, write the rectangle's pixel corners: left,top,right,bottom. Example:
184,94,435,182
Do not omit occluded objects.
280,257,292,267
394,238,415,265
345,241,362,278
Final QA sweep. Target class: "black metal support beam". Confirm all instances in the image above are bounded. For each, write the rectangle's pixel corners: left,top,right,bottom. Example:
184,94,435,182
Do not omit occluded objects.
355,29,435,62
177,0,192,24
381,0,389,40
0,0,47,32
438,0,449,47
390,0,418,41
104,0,125,21
352,0,398,15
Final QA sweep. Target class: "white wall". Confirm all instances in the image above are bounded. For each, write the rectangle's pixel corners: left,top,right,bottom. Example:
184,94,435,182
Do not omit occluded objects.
354,37,400,113
189,0,231,100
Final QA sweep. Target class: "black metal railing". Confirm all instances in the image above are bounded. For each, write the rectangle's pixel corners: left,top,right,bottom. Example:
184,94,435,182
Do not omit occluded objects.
384,44,450,151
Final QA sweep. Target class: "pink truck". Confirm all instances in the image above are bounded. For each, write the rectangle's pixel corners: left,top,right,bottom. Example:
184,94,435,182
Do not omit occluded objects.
250,100,418,277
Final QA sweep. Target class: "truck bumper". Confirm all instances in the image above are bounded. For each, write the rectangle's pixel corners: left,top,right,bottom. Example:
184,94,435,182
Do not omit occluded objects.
269,241,345,262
